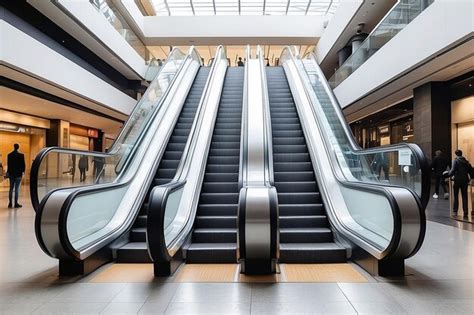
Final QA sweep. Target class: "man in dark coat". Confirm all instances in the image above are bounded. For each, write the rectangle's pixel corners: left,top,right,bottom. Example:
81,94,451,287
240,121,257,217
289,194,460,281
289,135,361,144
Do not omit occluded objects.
431,150,450,199
7,144,26,208
447,150,473,217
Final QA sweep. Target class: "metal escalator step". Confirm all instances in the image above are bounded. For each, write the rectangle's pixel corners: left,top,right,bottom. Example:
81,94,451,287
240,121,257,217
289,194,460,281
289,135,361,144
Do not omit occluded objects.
197,204,238,216
200,193,239,204
166,143,186,151
204,172,239,182
157,168,176,178
212,135,241,142
133,215,147,228
209,148,240,156
159,159,180,169
206,164,239,173
278,203,325,216
279,215,328,228
210,142,240,150
130,227,146,242
274,162,313,172
212,129,241,135
207,156,239,165
273,137,305,145
280,227,333,243
273,145,308,154
278,192,321,204
195,216,237,228
274,171,315,182
274,181,318,193
272,130,303,137
163,150,184,160
272,123,302,131
202,182,239,193
116,242,151,263
193,229,237,243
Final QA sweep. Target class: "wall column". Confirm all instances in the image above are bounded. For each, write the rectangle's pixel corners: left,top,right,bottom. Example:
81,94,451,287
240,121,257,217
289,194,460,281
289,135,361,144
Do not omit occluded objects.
413,82,451,160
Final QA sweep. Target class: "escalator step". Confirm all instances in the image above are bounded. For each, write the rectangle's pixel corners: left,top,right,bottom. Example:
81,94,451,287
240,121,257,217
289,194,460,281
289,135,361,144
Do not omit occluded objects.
274,153,311,162
274,162,313,172
279,215,328,228
197,204,238,216
274,171,315,182
193,229,237,243
195,216,237,228
200,193,239,204
202,182,239,193
277,192,321,204
280,227,333,243
274,181,318,193
204,172,239,182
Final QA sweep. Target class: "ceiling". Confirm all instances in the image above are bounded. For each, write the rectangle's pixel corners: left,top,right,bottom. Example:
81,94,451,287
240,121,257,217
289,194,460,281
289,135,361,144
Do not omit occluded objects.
146,0,340,16
1,87,123,136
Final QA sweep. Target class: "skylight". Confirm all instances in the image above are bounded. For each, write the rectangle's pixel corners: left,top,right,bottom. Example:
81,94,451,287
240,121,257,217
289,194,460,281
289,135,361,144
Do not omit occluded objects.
150,0,340,16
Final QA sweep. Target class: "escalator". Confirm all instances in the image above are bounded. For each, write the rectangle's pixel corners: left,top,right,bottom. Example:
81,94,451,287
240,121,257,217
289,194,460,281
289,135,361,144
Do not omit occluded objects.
266,67,346,263
117,67,211,262
186,67,244,263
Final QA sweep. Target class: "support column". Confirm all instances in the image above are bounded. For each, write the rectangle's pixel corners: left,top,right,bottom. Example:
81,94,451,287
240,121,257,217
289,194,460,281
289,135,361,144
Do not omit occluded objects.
413,82,451,160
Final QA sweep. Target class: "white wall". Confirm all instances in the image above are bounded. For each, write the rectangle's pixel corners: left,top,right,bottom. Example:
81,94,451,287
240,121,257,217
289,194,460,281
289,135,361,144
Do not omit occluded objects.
334,0,474,108
315,0,363,63
143,16,325,45
28,0,148,80
1,20,136,118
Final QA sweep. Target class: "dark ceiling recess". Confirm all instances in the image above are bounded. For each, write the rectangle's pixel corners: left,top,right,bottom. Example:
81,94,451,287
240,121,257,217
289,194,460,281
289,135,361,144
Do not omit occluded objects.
448,71,473,101
353,99,413,127
2,0,139,98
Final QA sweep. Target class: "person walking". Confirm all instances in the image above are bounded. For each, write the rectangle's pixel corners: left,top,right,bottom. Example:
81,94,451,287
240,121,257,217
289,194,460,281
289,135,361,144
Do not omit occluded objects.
373,152,390,181
78,155,88,182
237,57,244,67
431,150,450,199
7,144,25,208
446,150,473,217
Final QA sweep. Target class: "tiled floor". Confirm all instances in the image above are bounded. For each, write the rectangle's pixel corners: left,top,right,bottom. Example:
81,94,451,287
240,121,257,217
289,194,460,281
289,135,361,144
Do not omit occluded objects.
1,187,473,314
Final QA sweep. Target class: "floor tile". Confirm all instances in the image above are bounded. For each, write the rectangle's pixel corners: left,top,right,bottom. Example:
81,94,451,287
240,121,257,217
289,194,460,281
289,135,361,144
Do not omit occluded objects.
49,283,126,303
32,302,108,314
0,303,42,315
351,301,408,314
171,283,251,303
100,302,144,314
166,302,250,314
144,283,179,304
250,301,356,314
251,283,347,303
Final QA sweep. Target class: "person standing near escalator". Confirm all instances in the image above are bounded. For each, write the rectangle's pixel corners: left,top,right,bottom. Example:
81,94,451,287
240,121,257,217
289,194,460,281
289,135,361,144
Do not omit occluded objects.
7,144,25,208
445,150,473,218
431,150,450,199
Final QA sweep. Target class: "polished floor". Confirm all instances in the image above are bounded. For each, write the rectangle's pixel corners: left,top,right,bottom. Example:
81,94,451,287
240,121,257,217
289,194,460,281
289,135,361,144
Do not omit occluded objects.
1,187,473,314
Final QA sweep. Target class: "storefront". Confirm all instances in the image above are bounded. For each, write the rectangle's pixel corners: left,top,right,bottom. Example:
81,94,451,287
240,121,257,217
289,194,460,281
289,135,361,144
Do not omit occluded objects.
451,96,474,215
0,110,49,188
0,109,103,190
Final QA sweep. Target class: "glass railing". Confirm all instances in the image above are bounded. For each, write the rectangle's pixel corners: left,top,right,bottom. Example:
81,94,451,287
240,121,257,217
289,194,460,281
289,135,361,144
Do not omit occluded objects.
147,46,229,266
144,58,162,81
329,0,434,87
31,48,187,210
294,52,427,200
88,0,156,62
280,47,428,258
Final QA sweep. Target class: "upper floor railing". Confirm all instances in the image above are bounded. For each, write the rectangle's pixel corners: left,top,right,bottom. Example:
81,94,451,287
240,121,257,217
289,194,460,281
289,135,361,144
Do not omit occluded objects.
328,0,434,88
